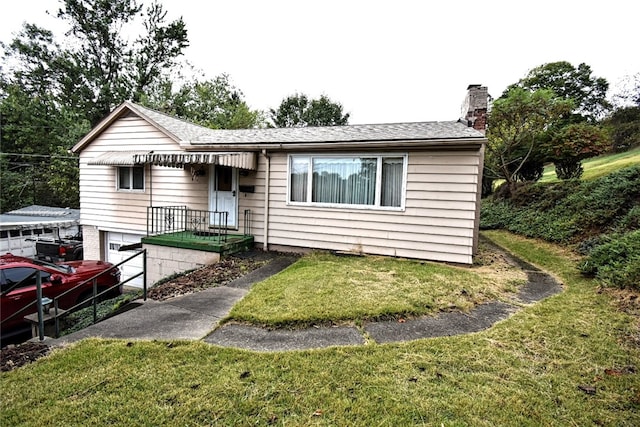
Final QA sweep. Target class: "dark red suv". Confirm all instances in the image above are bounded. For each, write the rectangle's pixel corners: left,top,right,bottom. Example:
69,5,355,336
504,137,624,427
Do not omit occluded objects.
0,254,121,340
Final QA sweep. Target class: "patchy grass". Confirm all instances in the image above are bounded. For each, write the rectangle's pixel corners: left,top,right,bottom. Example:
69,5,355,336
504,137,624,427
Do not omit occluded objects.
1,232,639,426
226,242,526,327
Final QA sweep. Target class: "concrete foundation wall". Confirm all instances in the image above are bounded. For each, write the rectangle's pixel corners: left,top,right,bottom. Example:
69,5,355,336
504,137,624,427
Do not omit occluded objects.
143,243,220,285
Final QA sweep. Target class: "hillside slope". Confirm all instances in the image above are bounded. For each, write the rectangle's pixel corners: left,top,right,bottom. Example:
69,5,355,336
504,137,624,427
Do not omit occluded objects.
481,165,640,288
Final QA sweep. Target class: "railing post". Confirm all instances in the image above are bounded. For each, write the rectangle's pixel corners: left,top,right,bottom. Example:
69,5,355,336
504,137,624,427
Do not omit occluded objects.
244,209,251,236
143,249,148,301
224,212,228,241
35,271,45,341
92,277,98,323
54,299,60,338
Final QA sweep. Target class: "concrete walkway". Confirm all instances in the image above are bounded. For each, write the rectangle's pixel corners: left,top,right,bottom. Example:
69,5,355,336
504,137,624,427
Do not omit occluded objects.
47,250,562,351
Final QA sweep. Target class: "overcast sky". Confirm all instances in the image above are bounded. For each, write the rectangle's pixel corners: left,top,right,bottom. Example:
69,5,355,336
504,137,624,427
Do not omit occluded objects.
1,0,638,124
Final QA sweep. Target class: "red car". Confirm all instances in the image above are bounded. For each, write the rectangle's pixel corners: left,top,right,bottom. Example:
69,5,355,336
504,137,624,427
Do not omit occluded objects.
0,254,121,340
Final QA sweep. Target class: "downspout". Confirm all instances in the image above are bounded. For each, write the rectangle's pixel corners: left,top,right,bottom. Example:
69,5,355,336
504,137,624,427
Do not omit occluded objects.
472,143,485,257
262,149,270,251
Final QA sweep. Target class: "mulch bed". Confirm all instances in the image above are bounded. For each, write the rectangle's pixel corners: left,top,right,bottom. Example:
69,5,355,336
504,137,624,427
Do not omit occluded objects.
146,256,267,301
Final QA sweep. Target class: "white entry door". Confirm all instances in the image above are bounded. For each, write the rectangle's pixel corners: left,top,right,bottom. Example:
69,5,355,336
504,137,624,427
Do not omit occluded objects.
209,165,237,227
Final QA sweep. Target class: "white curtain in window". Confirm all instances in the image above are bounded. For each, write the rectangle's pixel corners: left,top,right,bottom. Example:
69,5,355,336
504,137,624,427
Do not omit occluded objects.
381,157,403,207
290,157,308,202
312,158,377,205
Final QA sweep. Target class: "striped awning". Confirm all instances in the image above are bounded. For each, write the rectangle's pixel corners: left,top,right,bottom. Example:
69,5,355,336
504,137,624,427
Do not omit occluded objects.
88,151,257,170
87,151,147,166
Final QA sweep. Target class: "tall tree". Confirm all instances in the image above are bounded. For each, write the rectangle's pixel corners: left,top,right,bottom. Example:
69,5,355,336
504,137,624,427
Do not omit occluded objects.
269,93,349,127
497,61,614,182
141,74,263,129
509,61,610,121
605,72,640,152
0,81,89,211
603,106,640,152
486,87,573,189
0,0,189,211
612,72,640,108
2,0,188,126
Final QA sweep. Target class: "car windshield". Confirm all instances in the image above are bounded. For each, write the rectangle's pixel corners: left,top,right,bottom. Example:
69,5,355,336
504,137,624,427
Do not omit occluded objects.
28,258,73,274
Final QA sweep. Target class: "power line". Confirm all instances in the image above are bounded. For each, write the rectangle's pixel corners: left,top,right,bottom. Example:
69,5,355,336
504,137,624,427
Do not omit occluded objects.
0,152,78,160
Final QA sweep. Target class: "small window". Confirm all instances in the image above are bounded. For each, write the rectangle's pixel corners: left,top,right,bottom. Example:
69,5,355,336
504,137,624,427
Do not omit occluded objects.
118,166,145,191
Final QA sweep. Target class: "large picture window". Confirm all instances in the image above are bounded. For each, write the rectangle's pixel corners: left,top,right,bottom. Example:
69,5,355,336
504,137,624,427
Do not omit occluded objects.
118,166,145,191
288,154,406,209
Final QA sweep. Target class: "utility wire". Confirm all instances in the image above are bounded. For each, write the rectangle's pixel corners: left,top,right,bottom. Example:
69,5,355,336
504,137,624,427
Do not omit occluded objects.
0,152,78,160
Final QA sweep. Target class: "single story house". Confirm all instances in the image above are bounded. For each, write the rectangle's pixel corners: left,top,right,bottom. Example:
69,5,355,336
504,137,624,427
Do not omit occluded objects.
0,205,80,258
71,85,488,286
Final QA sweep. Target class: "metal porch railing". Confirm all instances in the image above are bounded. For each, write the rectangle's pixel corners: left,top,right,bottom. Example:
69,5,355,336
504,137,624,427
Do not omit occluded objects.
147,206,229,242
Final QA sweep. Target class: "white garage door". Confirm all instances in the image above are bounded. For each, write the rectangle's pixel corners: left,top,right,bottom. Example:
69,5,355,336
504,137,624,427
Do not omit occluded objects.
107,232,144,288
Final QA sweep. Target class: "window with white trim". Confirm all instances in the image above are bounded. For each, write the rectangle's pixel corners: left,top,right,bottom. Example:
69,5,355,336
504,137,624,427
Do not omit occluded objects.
288,154,406,209
117,166,145,191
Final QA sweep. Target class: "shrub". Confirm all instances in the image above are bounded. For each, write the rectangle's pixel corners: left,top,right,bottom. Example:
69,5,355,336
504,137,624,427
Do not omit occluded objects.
579,231,640,289
554,160,583,180
617,205,640,232
479,200,514,230
565,165,640,230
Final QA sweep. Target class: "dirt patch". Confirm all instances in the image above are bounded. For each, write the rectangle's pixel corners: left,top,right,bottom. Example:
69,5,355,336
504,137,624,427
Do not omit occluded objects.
1,342,50,372
147,256,267,301
605,287,640,348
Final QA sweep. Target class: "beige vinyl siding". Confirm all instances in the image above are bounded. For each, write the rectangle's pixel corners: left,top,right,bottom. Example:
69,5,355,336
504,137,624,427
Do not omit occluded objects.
78,116,209,234
237,155,266,239
264,150,481,264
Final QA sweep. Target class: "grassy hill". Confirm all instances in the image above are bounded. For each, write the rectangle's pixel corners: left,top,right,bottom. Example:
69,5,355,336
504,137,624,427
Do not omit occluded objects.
539,146,640,182
481,155,640,289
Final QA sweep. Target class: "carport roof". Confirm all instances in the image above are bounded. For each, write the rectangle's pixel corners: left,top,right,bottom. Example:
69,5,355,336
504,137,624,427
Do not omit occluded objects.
0,205,80,230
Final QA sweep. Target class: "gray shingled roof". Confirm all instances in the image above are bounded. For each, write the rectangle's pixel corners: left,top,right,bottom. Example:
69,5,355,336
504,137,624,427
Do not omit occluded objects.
129,102,485,145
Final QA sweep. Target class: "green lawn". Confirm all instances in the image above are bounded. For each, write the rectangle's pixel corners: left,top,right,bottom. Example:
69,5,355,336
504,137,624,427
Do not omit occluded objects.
2,231,639,426
227,245,526,327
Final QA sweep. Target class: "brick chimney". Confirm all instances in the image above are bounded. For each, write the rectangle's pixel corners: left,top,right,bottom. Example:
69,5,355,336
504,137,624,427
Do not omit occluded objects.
461,84,489,134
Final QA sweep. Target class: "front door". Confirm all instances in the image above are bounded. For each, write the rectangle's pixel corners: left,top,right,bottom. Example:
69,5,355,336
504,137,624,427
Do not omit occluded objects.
209,165,237,227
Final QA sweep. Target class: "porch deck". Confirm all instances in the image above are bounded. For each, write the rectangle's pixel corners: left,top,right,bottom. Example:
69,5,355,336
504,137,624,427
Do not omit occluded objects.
141,232,254,255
